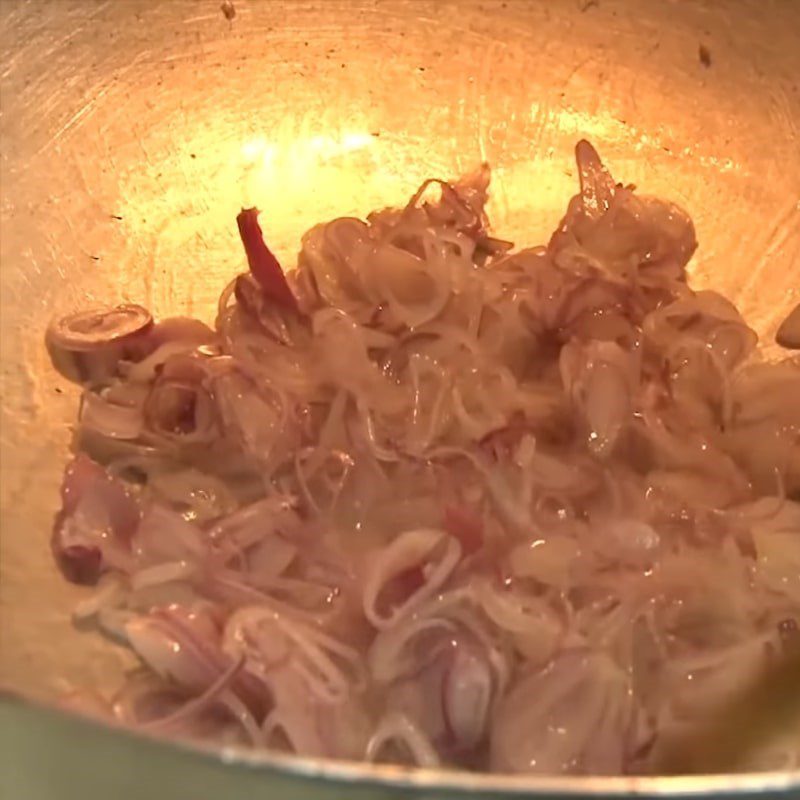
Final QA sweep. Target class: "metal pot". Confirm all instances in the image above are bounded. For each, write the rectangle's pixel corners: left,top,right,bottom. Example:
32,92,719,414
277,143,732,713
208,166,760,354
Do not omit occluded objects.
1,1,798,797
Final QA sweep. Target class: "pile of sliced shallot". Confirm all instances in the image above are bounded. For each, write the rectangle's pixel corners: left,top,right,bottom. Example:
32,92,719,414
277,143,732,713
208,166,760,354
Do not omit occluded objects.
48,141,800,775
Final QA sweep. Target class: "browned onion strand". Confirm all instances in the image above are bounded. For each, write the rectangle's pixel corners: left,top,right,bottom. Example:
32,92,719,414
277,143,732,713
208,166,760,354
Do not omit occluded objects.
48,140,800,775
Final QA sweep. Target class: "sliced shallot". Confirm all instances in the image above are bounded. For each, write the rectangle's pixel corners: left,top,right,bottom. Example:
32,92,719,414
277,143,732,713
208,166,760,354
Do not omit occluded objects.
46,304,153,383
362,529,462,629
776,302,800,349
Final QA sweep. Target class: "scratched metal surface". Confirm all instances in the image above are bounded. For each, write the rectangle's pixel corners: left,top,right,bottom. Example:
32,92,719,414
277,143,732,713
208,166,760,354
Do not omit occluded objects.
0,0,798,797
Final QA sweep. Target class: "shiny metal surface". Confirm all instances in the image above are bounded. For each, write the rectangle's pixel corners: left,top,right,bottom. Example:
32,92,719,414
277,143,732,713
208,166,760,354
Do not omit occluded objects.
2,693,800,800
0,0,798,796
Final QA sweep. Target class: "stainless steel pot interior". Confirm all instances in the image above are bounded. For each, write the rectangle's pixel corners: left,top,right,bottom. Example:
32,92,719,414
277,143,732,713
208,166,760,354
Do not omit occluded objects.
1,1,798,798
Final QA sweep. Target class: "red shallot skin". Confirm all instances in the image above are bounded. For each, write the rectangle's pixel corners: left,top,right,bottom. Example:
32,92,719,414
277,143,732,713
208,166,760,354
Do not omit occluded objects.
54,544,104,586
52,454,140,584
442,504,484,556
233,273,303,346
361,529,462,629
236,207,300,312
46,141,800,774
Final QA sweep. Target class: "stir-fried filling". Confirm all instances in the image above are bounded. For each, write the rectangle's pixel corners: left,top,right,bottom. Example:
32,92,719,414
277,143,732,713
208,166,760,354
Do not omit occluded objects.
47,141,800,774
